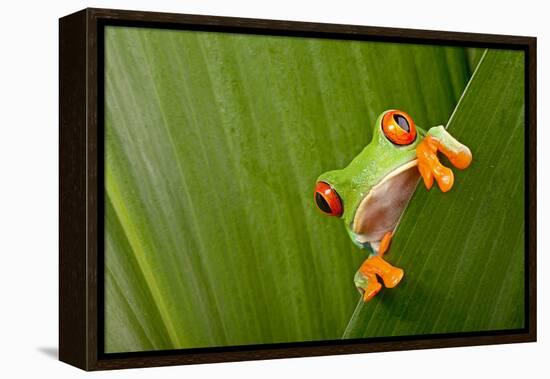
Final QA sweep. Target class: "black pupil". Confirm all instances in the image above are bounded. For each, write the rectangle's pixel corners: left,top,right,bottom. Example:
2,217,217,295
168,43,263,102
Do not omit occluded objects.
315,192,332,213
393,114,410,132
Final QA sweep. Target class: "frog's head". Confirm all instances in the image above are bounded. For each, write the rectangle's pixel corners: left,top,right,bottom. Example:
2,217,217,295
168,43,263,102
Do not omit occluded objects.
314,110,423,246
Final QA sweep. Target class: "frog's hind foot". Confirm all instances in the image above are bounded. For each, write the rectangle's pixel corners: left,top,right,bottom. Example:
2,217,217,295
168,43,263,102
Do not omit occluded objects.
355,256,404,302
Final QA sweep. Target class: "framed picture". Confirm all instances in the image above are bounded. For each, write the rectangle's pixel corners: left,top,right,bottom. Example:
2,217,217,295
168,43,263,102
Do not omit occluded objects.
59,8,536,371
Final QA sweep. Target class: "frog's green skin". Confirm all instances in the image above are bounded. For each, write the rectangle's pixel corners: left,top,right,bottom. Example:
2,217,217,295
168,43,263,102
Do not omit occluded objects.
316,111,455,254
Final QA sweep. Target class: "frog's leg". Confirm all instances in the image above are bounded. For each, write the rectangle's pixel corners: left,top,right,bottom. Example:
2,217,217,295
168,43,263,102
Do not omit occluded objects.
378,231,393,257
355,233,404,302
416,125,472,192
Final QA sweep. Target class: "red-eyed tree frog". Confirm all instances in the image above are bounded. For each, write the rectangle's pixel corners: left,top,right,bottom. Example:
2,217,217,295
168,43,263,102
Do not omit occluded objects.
314,110,472,302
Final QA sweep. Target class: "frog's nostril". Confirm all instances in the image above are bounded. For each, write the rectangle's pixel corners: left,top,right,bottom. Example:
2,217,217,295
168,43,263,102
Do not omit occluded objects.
314,181,343,217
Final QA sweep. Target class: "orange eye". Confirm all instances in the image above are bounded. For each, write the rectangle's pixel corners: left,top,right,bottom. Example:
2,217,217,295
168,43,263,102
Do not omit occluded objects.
314,181,343,217
381,110,417,145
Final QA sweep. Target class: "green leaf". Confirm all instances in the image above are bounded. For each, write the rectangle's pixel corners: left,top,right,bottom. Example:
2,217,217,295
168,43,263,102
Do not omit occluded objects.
104,26,474,352
465,47,486,73
342,49,525,339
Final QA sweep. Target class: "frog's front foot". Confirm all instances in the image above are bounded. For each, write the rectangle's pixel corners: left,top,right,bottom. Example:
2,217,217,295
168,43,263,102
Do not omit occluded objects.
416,128,472,192
354,256,404,302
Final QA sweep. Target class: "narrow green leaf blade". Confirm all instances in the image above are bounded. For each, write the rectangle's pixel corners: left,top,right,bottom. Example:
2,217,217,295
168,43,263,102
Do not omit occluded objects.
343,49,525,339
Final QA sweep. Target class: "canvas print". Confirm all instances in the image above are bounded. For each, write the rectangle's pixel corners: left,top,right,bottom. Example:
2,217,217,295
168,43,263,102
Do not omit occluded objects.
103,25,525,353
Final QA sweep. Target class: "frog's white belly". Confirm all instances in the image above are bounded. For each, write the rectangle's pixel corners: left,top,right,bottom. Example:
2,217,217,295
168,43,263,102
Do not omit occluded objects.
352,160,419,243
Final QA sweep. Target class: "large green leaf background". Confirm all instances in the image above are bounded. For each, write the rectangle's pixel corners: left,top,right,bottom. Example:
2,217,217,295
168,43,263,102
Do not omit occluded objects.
104,26,520,353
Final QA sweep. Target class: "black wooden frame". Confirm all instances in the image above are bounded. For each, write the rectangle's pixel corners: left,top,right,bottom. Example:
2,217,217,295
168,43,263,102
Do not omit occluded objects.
59,7,537,371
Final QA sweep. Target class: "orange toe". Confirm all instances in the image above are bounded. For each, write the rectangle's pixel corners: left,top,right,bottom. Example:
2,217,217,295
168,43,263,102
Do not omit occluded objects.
383,267,404,288
433,164,454,193
360,256,404,291
362,280,382,302
440,144,472,170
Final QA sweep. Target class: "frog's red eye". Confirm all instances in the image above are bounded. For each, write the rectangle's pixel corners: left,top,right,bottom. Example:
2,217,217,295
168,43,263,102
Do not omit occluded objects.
381,110,417,145
314,181,343,217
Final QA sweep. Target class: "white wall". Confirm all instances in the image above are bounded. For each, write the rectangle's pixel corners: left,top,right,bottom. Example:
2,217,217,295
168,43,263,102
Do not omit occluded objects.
0,0,547,377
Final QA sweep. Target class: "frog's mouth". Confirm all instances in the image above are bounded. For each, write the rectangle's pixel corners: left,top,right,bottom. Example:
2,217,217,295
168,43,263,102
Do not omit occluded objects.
352,160,420,244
